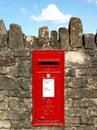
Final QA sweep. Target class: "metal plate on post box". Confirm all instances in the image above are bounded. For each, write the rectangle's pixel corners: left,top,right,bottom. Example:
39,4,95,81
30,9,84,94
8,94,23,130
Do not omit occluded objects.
32,50,64,126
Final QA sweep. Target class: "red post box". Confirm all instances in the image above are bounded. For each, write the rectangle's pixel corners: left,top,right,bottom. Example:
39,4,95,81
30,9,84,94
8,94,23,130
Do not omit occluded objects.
32,50,64,126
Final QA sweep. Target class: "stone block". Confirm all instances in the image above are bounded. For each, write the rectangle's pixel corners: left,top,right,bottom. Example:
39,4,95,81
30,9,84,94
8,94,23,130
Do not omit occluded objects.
9,24,23,50
93,117,97,127
3,76,20,91
0,57,16,67
9,97,23,111
0,34,8,48
11,120,32,129
37,26,49,47
0,120,11,128
18,78,31,91
6,91,31,98
66,50,87,65
69,17,83,48
84,34,96,49
50,30,59,48
77,88,97,98
86,107,97,116
0,20,8,48
0,91,5,101
66,108,85,116
7,60,31,78
24,36,37,49
87,69,97,76
65,117,80,126
0,49,12,57
0,76,5,90
6,110,30,120
8,64,22,78
22,61,31,78
59,27,70,50
0,102,8,110
66,77,87,88
80,116,94,125
0,67,9,75
95,33,97,46
66,68,75,77
64,126,96,130
12,50,31,57
0,20,7,35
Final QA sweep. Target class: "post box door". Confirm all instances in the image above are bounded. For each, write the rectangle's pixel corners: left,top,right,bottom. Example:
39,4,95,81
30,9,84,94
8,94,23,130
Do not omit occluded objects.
33,72,64,126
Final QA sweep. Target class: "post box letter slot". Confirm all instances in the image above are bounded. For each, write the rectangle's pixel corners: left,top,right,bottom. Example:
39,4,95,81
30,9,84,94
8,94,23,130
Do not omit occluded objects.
38,61,59,65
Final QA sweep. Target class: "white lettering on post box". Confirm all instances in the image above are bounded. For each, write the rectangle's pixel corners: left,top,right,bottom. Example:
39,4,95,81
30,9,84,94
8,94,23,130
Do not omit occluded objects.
43,78,54,97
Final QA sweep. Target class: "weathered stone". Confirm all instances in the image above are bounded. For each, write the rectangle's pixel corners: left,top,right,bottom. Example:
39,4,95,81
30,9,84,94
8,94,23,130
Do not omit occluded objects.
65,126,96,130
12,50,31,57
84,34,96,49
6,91,31,98
95,33,97,46
66,50,86,64
24,36,37,49
86,107,97,116
73,99,95,108
86,69,97,76
64,127,84,130
93,117,97,127
9,24,23,49
22,61,31,78
75,69,86,76
65,117,80,126
66,77,87,88
8,60,31,78
0,102,8,110
8,64,22,78
23,98,32,112
59,27,70,50
0,57,16,67
0,20,7,35
3,76,20,91
66,108,84,116
0,121,11,128
91,98,97,106
0,67,9,74
18,78,31,91
66,68,75,77
65,98,73,108
37,127,50,130
6,110,30,120
0,49,12,57
69,17,83,47
37,26,49,47
66,88,97,98
11,120,31,129
0,112,9,120
80,116,94,125
50,30,58,48
0,20,8,48
0,76,5,90
0,91,5,101
0,34,8,48
9,97,23,110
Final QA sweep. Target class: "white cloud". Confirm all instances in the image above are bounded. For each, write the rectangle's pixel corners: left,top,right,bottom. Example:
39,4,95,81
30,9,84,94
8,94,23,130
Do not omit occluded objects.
30,4,72,24
86,0,97,4
20,8,27,15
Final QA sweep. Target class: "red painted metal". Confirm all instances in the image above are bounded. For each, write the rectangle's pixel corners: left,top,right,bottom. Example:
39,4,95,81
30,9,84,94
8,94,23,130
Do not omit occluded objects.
32,50,64,126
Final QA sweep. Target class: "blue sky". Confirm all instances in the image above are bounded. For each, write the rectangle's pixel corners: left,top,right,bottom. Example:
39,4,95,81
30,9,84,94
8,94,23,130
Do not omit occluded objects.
0,0,97,36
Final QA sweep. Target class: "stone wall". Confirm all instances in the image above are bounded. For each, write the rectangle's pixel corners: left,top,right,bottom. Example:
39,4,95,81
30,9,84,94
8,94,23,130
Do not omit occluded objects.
0,17,97,130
